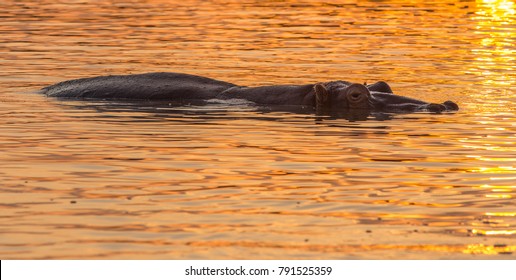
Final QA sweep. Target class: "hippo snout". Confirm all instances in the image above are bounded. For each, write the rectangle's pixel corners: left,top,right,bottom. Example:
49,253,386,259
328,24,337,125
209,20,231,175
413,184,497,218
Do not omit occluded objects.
345,83,371,108
423,100,460,113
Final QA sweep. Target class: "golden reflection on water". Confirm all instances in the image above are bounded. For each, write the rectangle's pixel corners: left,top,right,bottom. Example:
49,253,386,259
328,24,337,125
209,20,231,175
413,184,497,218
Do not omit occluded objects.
463,244,516,255
470,0,515,87
0,0,515,259
486,212,516,217
459,0,515,240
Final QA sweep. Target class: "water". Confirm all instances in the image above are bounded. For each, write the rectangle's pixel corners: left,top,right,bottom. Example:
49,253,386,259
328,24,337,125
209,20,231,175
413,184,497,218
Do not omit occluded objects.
0,0,514,259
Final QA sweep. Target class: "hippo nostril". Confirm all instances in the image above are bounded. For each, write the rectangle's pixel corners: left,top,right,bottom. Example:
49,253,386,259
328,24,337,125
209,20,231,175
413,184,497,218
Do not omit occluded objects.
443,100,459,111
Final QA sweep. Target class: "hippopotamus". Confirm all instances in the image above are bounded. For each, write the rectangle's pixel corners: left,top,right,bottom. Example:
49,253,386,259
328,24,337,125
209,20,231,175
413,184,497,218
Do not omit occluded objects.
40,72,459,113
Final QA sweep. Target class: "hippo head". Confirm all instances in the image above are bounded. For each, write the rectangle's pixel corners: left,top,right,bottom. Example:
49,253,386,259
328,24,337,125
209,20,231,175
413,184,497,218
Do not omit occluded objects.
314,82,459,113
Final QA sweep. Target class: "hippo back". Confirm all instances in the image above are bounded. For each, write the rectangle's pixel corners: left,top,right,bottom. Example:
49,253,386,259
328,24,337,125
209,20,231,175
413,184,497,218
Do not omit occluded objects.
41,72,236,100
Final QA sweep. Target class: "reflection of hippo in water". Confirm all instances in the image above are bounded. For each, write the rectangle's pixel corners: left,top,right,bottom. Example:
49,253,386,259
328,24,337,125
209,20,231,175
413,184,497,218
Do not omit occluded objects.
41,72,459,113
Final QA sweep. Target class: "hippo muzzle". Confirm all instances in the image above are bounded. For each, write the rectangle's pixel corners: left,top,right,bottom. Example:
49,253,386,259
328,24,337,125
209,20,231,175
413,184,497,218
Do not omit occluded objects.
317,81,459,113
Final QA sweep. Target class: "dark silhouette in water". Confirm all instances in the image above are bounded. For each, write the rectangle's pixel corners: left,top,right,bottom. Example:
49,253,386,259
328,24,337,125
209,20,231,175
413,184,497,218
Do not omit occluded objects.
41,72,459,113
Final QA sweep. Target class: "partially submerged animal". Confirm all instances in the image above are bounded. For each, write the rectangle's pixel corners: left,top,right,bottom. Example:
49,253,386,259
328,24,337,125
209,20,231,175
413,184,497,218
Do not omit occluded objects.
40,72,459,113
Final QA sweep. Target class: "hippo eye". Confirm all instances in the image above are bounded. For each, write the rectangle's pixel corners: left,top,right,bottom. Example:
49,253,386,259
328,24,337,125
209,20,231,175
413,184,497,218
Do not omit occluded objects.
349,92,362,100
344,83,371,108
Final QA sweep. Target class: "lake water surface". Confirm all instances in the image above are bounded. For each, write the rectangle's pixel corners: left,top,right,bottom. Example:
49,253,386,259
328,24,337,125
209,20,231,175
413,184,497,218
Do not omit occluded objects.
0,0,515,259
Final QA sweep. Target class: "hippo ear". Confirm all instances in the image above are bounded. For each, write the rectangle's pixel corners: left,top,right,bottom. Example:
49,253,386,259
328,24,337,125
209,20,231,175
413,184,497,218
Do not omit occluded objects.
314,83,330,107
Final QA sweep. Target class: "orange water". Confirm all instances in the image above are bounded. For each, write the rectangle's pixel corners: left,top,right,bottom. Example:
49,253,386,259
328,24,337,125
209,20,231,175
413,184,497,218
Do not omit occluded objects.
0,0,514,259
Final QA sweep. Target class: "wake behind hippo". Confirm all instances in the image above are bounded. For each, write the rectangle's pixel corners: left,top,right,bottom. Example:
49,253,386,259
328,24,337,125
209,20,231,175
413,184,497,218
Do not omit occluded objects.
41,72,459,113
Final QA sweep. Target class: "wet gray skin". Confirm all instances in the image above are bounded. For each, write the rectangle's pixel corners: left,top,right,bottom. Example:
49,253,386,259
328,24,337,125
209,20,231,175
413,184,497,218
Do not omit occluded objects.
41,72,459,113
